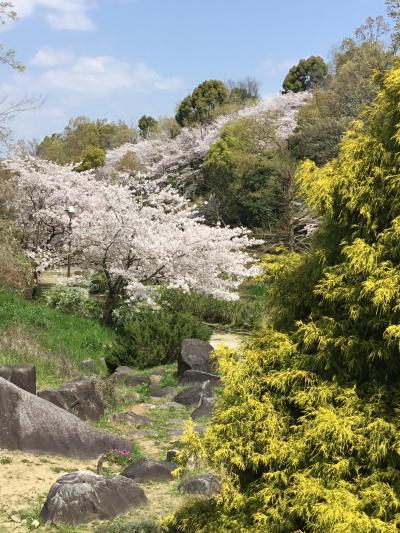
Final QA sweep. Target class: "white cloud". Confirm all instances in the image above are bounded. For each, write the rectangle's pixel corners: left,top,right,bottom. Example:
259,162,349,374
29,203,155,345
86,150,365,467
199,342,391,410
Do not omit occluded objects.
30,48,74,67
6,48,185,96
11,0,96,31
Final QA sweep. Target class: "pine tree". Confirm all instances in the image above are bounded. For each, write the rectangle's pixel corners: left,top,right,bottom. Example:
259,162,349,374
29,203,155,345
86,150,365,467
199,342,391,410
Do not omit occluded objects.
165,63,400,532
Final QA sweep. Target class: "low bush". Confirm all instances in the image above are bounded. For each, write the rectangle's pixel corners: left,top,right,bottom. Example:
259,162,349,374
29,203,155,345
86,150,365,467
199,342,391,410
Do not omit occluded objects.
106,306,211,370
44,286,101,319
157,287,265,330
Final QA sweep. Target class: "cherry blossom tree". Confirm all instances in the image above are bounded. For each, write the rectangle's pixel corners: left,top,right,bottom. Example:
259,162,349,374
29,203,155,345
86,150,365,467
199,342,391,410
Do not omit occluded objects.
6,157,260,323
104,92,309,190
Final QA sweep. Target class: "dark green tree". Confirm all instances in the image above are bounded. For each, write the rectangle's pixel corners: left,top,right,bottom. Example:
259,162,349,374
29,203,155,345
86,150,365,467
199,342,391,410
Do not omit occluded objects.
138,115,158,138
175,80,228,126
282,55,328,93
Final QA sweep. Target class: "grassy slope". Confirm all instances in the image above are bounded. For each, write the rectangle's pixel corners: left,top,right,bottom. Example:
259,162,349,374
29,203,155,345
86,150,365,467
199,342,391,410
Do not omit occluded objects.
0,290,115,388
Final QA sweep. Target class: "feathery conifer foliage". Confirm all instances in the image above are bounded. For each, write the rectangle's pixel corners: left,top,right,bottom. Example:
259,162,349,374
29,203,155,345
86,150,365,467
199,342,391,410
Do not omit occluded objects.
165,62,400,532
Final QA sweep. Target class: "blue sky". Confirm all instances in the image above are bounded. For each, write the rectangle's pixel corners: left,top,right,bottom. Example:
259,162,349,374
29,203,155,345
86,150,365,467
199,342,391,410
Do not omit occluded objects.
1,0,388,141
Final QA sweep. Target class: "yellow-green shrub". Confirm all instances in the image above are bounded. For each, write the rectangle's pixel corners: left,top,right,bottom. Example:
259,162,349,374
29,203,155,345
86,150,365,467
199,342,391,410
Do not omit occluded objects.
165,62,400,532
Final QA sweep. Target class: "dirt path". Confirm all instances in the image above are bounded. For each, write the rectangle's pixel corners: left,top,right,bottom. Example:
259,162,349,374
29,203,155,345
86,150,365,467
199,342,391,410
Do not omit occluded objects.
210,331,245,350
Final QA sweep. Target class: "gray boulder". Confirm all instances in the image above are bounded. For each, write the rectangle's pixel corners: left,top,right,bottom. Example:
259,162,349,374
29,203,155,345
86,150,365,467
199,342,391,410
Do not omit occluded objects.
39,377,104,421
41,471,147,525
0,364,36,394
181,370,220,386
180,474,220,496
112,367,150,386
178,339,214,377
122,457,175,482
173,381,213,406
110,412,151,427
191,397,217,420
151,386,177,398
0,376,131,459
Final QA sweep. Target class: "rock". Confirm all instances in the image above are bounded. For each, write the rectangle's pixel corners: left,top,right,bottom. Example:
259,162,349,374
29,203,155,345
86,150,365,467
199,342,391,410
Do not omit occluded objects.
0,376,132,459
168,427,183,438
38,390,69,410
150,386,177,398
80,359,97,374
41,471,147,525
112,367,150,386
110,412,151,427
180,474,220,496
150,368,166,376
173,381,213,406
122,458,175,482
158,401,185,410
166,449,179,462
178,339,214,377
181,370,220,386
39,378,104,421
149,374,162,391
191,397,217,420
0,364,36,394
122,392,141,404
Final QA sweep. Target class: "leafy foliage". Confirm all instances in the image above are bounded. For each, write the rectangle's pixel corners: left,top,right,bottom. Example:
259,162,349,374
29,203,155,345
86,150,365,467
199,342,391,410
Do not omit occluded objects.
106,306,211,370
157,287,266,330
175,80,229,126
37,117,136,165
289,35,394,165
138,115,158,138
44,286,100,319
166,62,400,532
282,55,328,93
77,145,106,171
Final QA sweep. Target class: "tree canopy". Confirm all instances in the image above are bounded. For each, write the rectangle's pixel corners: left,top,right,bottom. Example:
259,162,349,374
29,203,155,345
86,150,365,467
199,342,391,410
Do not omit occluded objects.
282,55,328,93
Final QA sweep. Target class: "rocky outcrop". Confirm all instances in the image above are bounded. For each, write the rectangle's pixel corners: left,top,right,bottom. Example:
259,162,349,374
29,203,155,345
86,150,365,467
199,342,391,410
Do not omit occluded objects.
0,364,36,394
0,376,131,459
178,339,215,377
122,457,175,482
38,377,104,421
41,471,147,525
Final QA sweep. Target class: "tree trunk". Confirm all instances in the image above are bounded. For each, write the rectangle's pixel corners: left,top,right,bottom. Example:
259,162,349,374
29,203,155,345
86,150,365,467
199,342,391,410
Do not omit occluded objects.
102,291,118,326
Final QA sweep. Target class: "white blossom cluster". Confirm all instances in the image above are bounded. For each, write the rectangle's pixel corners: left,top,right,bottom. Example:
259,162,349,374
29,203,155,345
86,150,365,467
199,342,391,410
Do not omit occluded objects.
105,92,309,186
6,157,261,302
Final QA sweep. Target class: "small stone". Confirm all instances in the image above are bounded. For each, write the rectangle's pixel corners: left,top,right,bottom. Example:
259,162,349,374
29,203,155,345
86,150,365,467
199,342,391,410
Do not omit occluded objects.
151,386,177,398
158,401,185,410
112,367,150,386
191,397,217,420
180,474,220,496
122,458,175,482
173,381,213,406
10,515,21,523
149,374,162,391
31,519,40,529
110,412,151,427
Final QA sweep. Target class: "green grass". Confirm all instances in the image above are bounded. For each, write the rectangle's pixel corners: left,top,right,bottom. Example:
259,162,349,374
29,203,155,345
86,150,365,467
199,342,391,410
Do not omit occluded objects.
0,289,116,388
